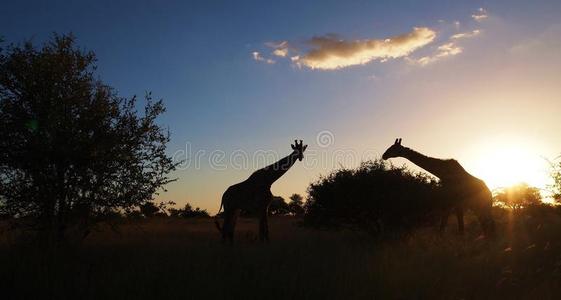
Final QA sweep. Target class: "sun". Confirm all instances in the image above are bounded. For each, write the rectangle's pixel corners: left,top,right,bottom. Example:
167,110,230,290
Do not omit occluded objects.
467,140,551,192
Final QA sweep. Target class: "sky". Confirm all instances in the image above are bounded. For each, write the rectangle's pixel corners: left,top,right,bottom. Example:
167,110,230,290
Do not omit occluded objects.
2,0,561,212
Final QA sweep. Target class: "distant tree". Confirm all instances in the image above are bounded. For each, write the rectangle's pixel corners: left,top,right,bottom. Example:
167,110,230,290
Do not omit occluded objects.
168,208,181,218
0,34,177,242
139,202,161,218
181,203,210,218
169,203,210,218
494,183,542,210
288,193,305,217
550,159,561,203
269,196,289,216
157,200,176,216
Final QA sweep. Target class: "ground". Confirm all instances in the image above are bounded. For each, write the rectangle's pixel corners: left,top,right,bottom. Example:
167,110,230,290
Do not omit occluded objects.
1,211,561,299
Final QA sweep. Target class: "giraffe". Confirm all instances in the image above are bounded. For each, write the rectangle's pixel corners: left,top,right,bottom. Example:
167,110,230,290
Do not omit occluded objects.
215,140,307,243
382,138,495,237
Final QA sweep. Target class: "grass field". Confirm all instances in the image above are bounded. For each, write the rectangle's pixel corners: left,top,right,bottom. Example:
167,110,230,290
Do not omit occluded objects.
1,211,561,299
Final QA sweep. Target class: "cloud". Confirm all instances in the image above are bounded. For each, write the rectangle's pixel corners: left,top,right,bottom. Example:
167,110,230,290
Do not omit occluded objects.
292,27,436,70
437,43,463,56
253,8,485,70
412,42,463,65
409,26,483,66
451,29,481,40
273,48,288,57
252,51,275,64
266,41,289,57
472,8,488,21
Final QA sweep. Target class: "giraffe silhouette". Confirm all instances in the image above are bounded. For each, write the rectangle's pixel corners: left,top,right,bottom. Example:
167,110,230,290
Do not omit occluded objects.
215,140,307,243
382,138,495,237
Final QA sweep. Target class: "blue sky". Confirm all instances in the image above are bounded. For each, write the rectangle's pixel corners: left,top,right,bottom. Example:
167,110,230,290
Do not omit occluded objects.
3,1,561,211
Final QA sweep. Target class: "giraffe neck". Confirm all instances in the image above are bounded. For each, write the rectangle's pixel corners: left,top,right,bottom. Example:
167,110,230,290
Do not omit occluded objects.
250,151,300,186
399,147,462,180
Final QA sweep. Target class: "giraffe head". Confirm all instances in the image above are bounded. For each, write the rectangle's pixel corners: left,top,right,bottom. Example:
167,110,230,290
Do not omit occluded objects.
382,138,404,160
291,140,308,161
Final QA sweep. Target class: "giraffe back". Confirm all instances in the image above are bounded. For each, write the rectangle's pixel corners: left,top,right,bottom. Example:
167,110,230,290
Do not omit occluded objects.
222,180,273,213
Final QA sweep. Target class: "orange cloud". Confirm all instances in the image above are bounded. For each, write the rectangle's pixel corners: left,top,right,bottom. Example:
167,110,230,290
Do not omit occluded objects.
294,27,436,70
410,27,482,66
413,42,463,65
267,41,289,57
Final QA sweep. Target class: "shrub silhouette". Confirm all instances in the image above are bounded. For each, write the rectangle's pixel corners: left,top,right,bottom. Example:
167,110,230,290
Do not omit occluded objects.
304,159,442,238
139,202,161,218
269,196,290,216
169,203,210,218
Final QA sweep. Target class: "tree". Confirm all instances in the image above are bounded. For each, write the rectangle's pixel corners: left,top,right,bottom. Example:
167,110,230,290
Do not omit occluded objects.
139,202,161,218
550,158,561,203
138,200,176,218
494,183,542,210
169,203,210,218
269,196,289,216
0,34,177,241
288,193,305,217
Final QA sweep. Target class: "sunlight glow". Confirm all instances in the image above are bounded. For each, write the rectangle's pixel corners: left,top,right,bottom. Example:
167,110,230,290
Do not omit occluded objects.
469,142,550,192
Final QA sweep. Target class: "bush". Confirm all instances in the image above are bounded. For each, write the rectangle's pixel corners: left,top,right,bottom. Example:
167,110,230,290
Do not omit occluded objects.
304,159,443,238
169,203,210,218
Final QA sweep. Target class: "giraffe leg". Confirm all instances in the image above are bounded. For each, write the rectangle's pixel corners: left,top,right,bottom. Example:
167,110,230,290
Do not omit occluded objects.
455,207,464,235
229,209,240,244
259,215,265,242
222,209,233,244
477,207,495,238
439,209,450,233
222,209,239,244
259,210,269,242
263,213,269,242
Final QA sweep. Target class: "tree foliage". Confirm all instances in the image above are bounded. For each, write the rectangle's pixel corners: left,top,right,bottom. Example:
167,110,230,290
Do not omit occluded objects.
304,159,442,238
550,158,561,203
494,183,542,210
139,202,162,218
0,34,177,239
288,193,305,217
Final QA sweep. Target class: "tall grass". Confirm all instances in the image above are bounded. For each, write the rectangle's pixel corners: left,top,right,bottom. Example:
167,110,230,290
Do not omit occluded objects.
1,210,561,299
